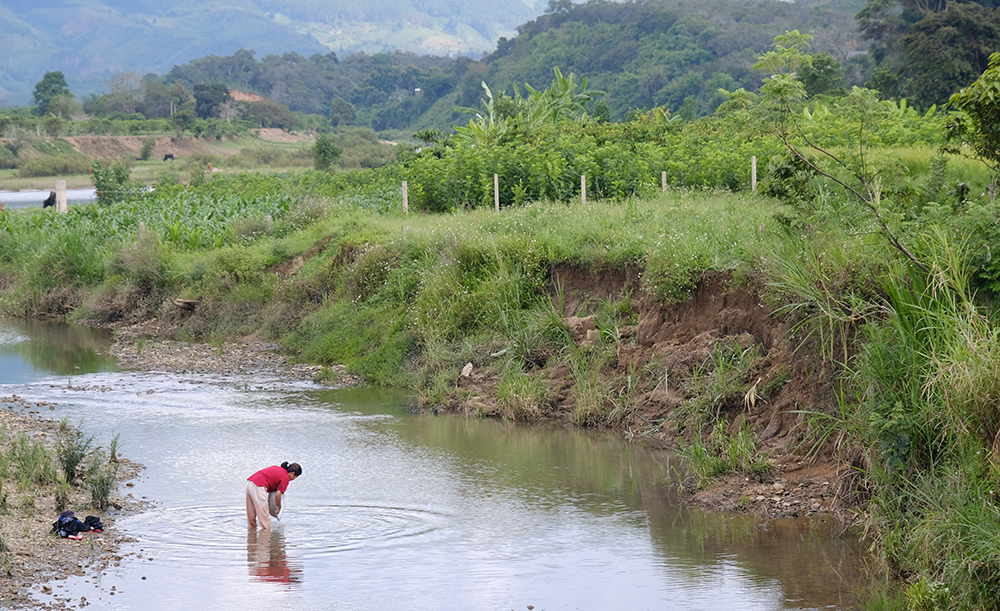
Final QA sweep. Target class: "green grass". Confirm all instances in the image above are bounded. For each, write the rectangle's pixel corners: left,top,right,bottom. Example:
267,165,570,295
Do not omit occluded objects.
677,419,774,487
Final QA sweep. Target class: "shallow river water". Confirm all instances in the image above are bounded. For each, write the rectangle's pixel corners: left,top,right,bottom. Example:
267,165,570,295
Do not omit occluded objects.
0,320,868,610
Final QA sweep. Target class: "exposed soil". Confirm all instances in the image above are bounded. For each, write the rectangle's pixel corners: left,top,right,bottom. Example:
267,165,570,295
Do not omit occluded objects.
254,128,313,143
88,266,847,522
450,266,848,521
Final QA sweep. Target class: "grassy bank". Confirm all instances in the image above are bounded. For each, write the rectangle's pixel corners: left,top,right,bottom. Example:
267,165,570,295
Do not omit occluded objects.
3,137,1000,608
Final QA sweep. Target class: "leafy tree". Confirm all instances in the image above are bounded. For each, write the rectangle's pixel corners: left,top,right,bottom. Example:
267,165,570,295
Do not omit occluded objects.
945,51,1000,198
750,32,929,272
899,2,1000,109
546,0,574,14
139,137,155,161
797,53,848,97
45,94,82,119
171,109,197,132
313,133,342,171
593,99,611,123
91,159,142,205
33,71,72,116
329,97,356,126
242,100,297,130
193,83,232,119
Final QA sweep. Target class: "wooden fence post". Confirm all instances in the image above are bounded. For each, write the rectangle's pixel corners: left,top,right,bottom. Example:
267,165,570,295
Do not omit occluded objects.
56,180,67,214
494,173,499,213
751,156,757,193
581,175,586,205
402,180,408,214
662,171,667,192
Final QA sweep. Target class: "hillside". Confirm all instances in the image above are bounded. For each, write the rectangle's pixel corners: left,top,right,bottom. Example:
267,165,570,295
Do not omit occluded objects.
0,0,539,105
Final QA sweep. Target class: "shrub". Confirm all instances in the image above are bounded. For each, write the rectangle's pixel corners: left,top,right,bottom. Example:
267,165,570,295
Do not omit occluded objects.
18,153,91,177
139,136,155,161
313,133,342,171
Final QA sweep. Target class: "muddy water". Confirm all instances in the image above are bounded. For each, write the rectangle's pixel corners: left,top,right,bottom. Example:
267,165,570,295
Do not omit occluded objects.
0,320,869,610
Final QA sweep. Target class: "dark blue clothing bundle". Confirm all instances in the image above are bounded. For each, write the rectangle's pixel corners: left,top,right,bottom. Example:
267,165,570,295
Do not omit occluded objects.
52,511,103,538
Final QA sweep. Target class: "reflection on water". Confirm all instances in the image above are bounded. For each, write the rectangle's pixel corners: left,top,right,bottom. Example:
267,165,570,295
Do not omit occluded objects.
0,319,117,380
0,321,871,610
247,527,303,587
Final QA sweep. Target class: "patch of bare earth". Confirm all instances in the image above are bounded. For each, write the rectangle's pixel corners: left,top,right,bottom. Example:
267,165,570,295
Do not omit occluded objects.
451,266,847,521
61,135,233,162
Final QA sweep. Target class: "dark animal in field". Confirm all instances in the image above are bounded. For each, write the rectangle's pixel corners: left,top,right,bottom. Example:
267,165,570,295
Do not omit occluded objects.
42,191,56,208
163,154,175,161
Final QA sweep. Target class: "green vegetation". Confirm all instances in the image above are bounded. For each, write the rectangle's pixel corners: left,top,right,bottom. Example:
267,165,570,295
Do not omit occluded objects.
677,419,774,488
6,26,1000,609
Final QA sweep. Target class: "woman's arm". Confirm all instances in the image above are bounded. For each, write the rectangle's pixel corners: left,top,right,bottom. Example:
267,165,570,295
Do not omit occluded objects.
274,489,282,515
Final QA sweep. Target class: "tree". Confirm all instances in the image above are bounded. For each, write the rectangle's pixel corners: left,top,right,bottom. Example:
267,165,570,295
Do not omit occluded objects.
33,71,72,116
242,100,298,130
546,0,573,14
45,94,83,119
171,109,197,133
107,72,144,115
797,53,848,97
193,83,232,119
329,97,356,126
313,134,342,171
218,100,241,123
899,3,1000,109
750,31,929,272
945,51,1000,199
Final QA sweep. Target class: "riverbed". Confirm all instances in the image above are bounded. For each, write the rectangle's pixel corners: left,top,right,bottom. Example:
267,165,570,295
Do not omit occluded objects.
0,320,869,610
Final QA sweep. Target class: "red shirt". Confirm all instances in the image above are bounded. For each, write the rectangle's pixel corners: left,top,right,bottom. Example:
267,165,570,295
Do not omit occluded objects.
247,465,290,494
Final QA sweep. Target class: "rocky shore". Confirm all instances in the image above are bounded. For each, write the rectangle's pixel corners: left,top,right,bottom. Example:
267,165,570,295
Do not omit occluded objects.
0,402,146,611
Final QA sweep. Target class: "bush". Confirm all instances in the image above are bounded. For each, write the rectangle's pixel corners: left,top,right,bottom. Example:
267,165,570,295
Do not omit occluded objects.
313,134,342,171
17,153,91,177
139,137,155,161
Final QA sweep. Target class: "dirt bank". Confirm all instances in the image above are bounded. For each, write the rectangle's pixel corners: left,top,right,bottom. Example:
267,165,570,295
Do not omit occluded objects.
447,267,847,521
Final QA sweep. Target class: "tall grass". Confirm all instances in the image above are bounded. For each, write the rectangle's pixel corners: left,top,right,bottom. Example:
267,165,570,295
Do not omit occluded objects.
10,434,57,488
55,418,94,482
677,419,774,487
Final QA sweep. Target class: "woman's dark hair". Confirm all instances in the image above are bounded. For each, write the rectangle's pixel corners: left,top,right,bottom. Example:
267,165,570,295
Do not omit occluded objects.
281,461,302,477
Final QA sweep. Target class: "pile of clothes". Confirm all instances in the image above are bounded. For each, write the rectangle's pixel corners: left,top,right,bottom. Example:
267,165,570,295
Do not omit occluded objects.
51,510,104,540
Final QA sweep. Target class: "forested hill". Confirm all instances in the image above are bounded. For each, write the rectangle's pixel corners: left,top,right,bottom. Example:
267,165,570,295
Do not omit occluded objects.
0,0,539,106
129,0,866,132
483,0,869,118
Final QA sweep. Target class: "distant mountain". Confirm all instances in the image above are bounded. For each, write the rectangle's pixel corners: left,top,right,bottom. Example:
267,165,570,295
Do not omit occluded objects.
0,0,540,106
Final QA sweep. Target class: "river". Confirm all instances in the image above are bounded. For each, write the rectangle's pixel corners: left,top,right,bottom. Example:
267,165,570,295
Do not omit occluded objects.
0,320,868,610
0,188,97,210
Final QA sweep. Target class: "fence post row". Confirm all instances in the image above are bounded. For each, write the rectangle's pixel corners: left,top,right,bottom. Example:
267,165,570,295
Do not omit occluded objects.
406,162,761,210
